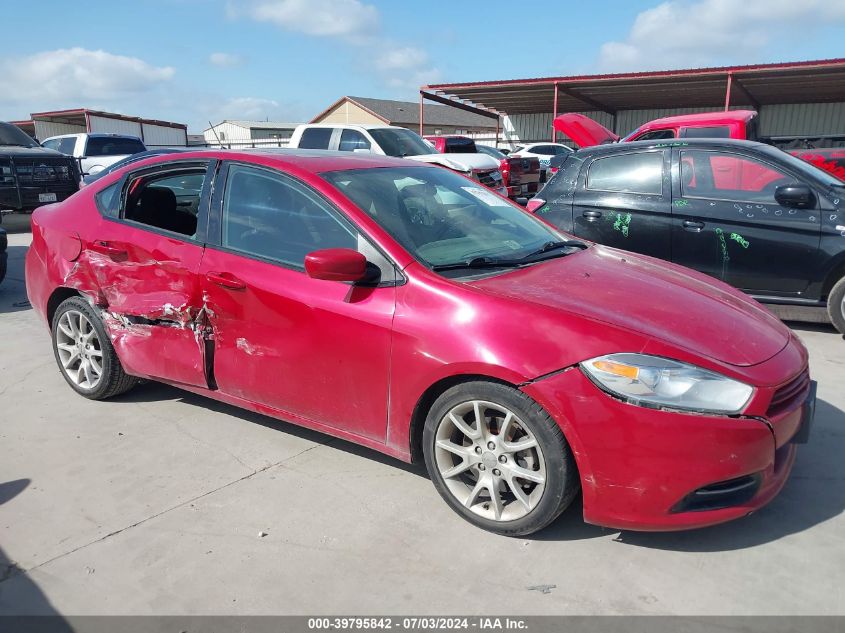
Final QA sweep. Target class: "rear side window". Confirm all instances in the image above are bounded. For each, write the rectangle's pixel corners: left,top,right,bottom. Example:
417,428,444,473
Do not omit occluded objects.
86,137,145,157
587,152,663,195
299,128,333,150
338,129,370,152
681,126,731,139
123,168,205,237
680,150,791,203
531,145,556,155
95,182,121,218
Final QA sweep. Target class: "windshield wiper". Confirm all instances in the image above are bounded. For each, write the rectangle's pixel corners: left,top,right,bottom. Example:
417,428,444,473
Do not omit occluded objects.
431,256,526,272
518,240,588,261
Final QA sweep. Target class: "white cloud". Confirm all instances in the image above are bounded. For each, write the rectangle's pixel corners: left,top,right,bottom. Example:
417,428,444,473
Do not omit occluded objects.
376,47,429,71
0,48,174,106
203,96,289,122
209,52,245,68
236,0,436,92
598,0,845,72
242,0,378,39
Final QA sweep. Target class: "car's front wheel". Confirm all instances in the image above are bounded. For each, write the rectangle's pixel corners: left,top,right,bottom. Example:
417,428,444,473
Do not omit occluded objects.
423,381,580,536
51,296,138,399
828,276,845,335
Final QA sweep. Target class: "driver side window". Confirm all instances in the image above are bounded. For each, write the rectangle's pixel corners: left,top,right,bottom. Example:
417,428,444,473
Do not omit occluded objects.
680,150,793,204
222,164,358,269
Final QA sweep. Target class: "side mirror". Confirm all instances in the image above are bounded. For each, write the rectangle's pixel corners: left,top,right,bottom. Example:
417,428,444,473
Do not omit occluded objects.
515,196,529,207
305,248,367,282
774,183,815,209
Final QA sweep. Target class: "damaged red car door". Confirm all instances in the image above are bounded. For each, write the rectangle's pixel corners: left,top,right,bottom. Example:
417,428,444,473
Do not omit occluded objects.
83,161,216,387
197,162,397,441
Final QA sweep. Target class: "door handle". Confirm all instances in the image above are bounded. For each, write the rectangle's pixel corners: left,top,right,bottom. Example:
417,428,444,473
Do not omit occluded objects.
582,210,602,220
682,220,705,232
206,271,246,290
89,240,127,259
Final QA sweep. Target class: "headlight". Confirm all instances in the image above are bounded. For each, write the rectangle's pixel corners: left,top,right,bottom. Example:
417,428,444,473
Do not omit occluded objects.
580,353,753,414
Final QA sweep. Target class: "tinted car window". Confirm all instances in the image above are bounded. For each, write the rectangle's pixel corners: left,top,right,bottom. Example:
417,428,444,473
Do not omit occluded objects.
86,137,145,157
531,145,556,155
681,126,731,139
95,182,121,218
369,128,434,158
298,128,333,150
222,164,357,268
41,139,61,151
0,122,39,147
444,137,477,153
680,150,793,203
338,129,371,152
587,152,663,195
57,138,78,154
123,168,204,237
475,145,507,160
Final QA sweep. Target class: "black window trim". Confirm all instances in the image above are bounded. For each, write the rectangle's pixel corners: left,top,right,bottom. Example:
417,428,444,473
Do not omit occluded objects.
96,159,217,245
207,160,404,287
675,148,816,207
584,149,666,196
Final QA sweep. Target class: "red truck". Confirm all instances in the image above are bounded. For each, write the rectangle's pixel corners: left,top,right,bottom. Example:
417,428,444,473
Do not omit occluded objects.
553,111,845,181
425,135,541,199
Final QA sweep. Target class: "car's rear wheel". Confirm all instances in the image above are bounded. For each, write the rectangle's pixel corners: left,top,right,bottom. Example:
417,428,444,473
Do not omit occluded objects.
423,381,579,536
52,297,138,399
828,276,845,335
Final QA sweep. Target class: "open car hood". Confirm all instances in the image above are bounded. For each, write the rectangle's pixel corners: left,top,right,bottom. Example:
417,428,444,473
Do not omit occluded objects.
552,114,619,148
407,153,500,172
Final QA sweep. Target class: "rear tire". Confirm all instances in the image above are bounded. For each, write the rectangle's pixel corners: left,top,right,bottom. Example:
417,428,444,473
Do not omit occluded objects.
828,276,845,335
422,380,580,536
51,297,138,400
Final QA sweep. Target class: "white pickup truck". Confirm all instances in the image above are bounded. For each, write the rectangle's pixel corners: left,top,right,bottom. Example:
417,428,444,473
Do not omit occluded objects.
41,133,147,176
288,124,506,196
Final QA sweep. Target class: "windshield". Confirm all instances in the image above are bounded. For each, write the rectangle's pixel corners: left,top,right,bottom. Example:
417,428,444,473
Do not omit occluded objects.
0,122,38,147
369,128,437,158
322,166,566,271
476,145,507,160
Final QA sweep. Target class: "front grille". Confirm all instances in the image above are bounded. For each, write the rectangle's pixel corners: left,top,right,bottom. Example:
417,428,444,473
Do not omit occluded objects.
475,169,503,189
768,370,810,417
14,158,76,185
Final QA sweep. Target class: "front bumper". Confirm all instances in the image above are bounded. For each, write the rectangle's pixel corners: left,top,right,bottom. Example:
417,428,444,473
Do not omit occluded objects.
522,364,811,531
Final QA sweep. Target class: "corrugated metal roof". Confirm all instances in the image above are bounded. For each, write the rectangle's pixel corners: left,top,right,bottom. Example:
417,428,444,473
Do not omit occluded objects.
424,59,845,116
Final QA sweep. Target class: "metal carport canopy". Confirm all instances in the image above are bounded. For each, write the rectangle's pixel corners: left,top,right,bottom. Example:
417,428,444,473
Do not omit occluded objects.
422,59,845,116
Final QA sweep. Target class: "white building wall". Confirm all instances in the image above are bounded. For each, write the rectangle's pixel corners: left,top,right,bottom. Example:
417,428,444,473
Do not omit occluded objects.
142,123,187,147
203,122,251,143
88,115,143,137
33,121,85,140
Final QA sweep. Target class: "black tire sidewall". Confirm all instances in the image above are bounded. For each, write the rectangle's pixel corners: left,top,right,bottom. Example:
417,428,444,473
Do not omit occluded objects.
828,277,845,335
51,297,120,399
422,381,578,536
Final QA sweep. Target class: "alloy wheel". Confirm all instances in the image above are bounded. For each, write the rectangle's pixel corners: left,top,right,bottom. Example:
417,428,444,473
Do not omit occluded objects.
433,400,546,521
55,309,104,390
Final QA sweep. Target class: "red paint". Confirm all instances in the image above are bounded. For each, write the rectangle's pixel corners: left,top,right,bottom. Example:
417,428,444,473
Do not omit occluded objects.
304,248,367,282
25,149,811,531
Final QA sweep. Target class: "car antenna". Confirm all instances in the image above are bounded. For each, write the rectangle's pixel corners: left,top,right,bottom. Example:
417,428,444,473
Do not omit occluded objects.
208,121,228,149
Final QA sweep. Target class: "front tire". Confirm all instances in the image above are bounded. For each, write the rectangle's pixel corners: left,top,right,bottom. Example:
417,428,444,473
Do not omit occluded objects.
423,381,579,536
828,276,845,335
51,297,138,399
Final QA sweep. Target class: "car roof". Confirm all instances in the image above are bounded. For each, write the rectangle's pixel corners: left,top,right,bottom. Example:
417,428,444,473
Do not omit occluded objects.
44,133,143,140
107,147,431,174
573,137,774,156
298,123,405,131
643,109,757,127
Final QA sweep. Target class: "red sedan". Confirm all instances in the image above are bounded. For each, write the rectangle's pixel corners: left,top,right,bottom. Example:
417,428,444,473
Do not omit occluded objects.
25,149,814,535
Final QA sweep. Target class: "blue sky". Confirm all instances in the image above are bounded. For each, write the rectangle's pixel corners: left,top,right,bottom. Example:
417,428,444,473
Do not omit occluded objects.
1,0,844,132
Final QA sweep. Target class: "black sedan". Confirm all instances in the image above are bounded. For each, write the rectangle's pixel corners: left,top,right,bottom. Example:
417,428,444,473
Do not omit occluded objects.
533,138,845,333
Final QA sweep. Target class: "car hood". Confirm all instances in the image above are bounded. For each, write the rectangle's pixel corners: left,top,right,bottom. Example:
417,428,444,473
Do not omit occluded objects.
0,146,69,157
468,246,789,367
407,153,500,172
552,114,619,148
